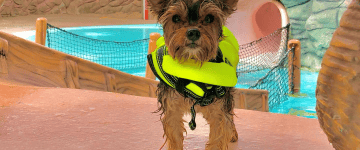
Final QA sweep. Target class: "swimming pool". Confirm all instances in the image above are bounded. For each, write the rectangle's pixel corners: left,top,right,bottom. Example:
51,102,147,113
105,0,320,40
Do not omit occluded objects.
272,70,318,119
13,24,319,119
14,24,164,43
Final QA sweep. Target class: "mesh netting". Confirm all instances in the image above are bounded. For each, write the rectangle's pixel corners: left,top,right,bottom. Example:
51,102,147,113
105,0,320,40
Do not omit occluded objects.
46,24,150,76
237,24,292,110
45,23,292,110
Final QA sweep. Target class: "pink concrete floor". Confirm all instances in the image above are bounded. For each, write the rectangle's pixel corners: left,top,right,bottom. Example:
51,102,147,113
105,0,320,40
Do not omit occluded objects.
0,84,334,150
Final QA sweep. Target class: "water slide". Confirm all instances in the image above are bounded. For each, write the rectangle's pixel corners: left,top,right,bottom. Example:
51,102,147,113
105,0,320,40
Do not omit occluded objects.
227,0,290,68
227,0,288,45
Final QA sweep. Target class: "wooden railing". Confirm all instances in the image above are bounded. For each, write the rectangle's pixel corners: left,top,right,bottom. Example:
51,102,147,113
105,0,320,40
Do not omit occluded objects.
0,31,159,98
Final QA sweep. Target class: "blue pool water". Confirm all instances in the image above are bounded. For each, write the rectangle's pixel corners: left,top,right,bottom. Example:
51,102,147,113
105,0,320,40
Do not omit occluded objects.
17,24,164,43
14,24,319,119
271,71,318,119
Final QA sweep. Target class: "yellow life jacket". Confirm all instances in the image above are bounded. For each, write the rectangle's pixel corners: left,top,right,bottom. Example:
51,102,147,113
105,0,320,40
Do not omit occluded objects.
147,26,239,130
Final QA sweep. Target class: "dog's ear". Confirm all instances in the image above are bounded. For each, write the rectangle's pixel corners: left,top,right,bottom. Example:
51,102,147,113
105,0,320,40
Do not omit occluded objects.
147,0,170,18
221,0,238,15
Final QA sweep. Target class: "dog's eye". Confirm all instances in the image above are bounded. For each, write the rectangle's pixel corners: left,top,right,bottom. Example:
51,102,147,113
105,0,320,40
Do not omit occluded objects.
172,15,181,23
204,14,214,24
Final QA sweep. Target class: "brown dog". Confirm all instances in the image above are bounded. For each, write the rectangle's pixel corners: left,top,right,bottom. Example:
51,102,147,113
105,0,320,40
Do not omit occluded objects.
147,0,239,149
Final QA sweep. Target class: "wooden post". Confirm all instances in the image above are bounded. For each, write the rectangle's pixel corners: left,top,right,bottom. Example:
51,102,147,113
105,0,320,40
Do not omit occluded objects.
105,73,116,92
239,92,247,109
65,59,80,89
287,39,301,94
262,94,269,112
35,17,47,46
145,32,161,80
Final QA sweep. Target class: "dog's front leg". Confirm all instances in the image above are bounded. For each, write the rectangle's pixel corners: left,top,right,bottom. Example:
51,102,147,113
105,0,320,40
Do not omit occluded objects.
161,100,187,150
199,100,237,150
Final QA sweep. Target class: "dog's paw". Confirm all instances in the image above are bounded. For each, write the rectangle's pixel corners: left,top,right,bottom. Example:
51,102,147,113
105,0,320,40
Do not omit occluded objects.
230,131,238,143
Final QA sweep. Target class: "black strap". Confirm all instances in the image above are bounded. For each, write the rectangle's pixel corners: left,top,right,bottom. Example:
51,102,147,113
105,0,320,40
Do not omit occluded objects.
214,86,226,98
175,78,191,97
189,103,198,130
147,54,162,81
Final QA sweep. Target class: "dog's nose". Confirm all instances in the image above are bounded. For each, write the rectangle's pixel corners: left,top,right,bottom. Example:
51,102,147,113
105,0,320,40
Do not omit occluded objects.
186,29,200,42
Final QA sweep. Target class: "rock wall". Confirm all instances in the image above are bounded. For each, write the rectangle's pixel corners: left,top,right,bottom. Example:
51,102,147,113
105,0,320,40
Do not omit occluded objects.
0,0,142,18
281,0,353,70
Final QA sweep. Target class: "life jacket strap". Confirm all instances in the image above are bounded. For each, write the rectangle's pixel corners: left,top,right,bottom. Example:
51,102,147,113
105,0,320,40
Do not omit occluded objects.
175,78,191,98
